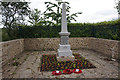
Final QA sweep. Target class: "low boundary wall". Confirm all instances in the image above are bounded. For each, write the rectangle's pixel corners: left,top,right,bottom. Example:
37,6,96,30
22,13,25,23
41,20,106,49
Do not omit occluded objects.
1,37,120,65
1,39,24,66
24,38,119,60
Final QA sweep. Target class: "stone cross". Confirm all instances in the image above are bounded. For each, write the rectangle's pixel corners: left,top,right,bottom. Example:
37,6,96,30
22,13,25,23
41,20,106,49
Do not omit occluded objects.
57,2,75,61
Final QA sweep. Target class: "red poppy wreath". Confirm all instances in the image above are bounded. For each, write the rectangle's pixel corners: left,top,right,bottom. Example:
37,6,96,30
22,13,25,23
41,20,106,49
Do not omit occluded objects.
52,71,62,75
73,69,82,74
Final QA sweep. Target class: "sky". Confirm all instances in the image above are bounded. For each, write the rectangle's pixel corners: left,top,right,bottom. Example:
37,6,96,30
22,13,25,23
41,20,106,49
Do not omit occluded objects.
0,0,118,28
29,0,118,23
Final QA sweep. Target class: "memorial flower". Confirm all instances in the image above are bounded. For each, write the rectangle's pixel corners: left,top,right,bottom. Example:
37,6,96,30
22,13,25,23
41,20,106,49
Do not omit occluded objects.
52,71,62,75
40,53,96,71
73,69,82,74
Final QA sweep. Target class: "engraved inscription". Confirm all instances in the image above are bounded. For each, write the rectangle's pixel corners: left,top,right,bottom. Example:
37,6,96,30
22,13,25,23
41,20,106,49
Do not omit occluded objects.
63,46,68,49
60,36,69,45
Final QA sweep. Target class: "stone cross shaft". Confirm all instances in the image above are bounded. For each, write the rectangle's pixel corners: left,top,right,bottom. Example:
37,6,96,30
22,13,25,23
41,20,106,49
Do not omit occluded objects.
61,3,67,32
57,2,73,57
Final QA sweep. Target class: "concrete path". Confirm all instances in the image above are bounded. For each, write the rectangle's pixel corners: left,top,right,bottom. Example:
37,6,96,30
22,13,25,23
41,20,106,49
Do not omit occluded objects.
2,49,119,78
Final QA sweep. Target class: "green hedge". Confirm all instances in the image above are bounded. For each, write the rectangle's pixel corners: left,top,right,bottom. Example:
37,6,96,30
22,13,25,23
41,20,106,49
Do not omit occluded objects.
2,20,120,41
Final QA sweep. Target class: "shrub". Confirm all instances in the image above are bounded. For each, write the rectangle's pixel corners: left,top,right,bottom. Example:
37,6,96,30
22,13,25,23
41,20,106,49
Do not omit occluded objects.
2,20,120,41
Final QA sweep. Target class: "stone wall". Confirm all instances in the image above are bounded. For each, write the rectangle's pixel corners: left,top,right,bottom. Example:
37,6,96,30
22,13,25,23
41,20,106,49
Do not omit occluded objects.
1,39,24,66
69,38,90,50
24,38,91,51
1,38,119,64
24,38,119,60
118,41,120,60
24,38,60,51
88,38,119,59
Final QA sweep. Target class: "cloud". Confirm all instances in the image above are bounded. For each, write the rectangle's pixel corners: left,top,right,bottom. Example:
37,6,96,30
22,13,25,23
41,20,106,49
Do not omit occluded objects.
87,9,118,22
0,0,119,28
94,9,117,16
76,10,118,23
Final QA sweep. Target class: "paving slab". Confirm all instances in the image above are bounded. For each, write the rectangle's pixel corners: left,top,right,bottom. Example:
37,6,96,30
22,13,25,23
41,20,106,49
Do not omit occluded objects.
2,49,119,78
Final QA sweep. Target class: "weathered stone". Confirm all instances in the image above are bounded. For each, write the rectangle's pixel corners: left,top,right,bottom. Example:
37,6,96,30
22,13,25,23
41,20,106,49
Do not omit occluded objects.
1,38,120,78
57,56,75,61
57,3,75,61
23,38,120,60
2,39,24,66
0,73,2,79
2,50,119,78
60,36,69,45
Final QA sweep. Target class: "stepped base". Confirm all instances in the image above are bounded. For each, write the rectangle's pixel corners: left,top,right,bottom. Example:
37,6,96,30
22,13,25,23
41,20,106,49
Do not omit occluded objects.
57,56,75,61
58,44,72,57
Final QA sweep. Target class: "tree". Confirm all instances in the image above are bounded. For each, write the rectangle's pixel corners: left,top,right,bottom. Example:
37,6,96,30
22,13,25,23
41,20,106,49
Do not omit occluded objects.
28,9,43,25
28,8,55,26
44,1,82,25
1,2,30,39
115,0,120,19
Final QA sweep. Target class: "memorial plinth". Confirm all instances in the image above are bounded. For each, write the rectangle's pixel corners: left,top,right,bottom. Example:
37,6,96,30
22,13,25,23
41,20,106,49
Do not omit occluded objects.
57,3,75,61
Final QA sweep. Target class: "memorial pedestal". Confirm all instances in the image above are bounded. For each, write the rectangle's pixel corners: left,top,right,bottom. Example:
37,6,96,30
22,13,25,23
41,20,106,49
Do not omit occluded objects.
57,32,75,61
58,44,72,57
57,3,75,61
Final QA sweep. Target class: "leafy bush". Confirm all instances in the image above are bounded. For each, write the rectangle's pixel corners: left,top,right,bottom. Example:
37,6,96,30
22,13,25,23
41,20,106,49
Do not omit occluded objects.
2,28,10,41
2,20,120,41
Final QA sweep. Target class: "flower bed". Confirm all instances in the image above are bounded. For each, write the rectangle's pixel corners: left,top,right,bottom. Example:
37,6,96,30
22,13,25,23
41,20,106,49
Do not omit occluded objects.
40,53,96,71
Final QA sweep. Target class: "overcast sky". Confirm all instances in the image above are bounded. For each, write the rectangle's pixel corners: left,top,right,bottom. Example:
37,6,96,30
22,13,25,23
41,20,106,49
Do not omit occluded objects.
0,0,118,28
29,0,118,23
